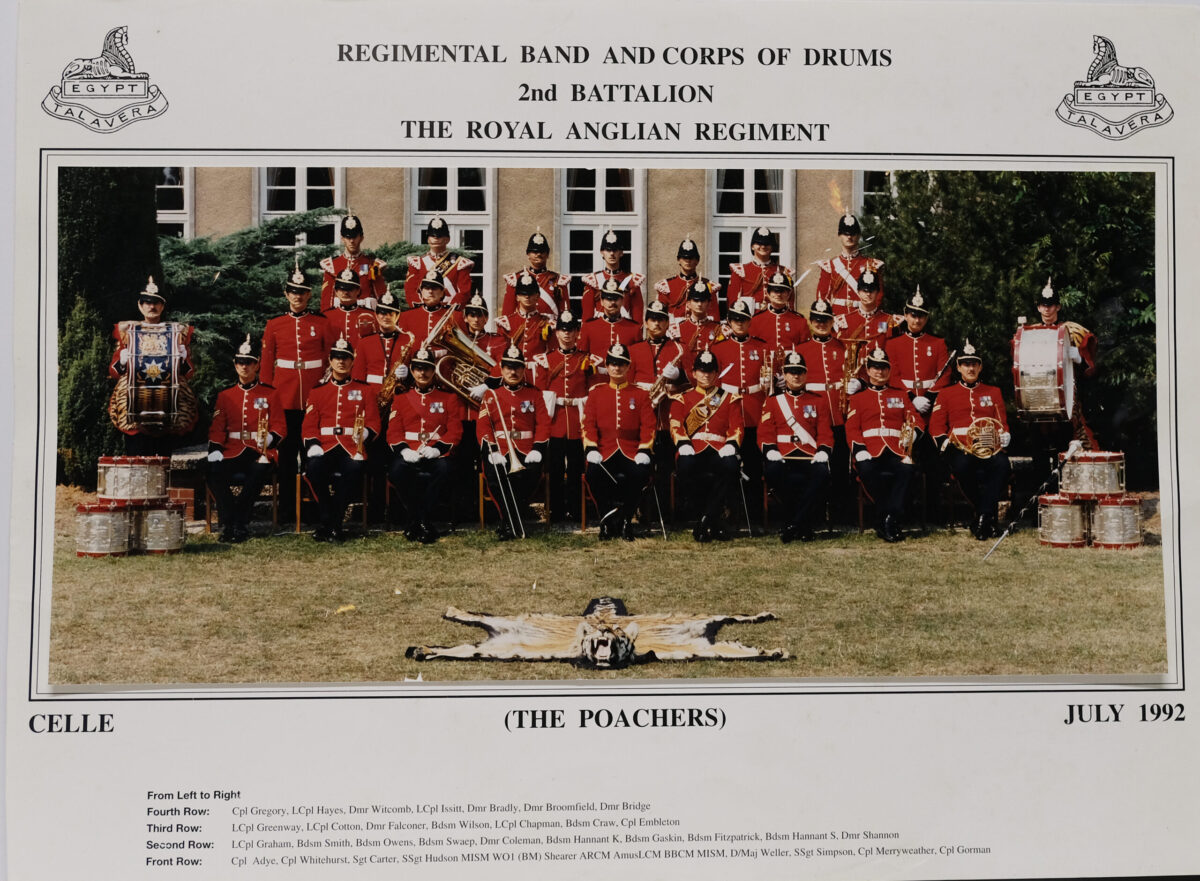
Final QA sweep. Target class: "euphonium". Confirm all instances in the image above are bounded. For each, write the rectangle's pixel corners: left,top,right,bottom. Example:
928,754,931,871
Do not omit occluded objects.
431,324,499,406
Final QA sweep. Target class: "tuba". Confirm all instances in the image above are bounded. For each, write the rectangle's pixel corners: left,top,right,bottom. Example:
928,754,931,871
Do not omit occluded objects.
951,417,1004,459
422,307,498,406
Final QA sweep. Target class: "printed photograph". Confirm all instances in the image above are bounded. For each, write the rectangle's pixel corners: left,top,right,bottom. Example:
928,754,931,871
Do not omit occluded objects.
46,162,1168,685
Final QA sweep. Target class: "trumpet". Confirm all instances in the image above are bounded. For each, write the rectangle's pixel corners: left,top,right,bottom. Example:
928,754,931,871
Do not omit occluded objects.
352,408,366,460
256,410,270,464
899,412,916,465
838,325,867,417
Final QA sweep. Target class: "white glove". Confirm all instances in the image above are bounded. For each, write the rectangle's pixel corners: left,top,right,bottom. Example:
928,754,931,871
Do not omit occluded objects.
469,383,487,401
1067,439,1083,459
847,379,863,394
586,450,603,465
912,395,931,414
488,451,505,465
524,450,542,465
766,449,783,462
855,450,871,462
662,362,681,380
542,390,557,421
394,363,409,380
718,444,737,458
677,444,695,457
400,448,420,463
307,445,324,458
1000,431,1011,448
1069,346,1081,364
634,452,651,466
420,446,440,459
119,349,130,365
178,344,188,360
207,451,223,463
813,450,829,464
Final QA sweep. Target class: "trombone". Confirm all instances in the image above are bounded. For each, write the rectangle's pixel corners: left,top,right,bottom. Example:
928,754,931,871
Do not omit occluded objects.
485,388,527,539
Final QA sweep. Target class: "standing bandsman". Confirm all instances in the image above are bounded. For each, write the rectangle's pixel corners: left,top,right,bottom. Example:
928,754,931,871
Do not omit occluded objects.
654,237,720,320
452,292,509,522
404,216,475,308
477,346,551,540
725,226,791,314
319,212,387,312
669,351,745,542
323,267,379,348
529,310,591,522
749,269,809,377
580,229,646,323
669,280,723,381
836,269,896,353
207,336,285,543
815,211,884,317
630,299,688,506
301,336,381,542
845,346,924,542
712,297,772,526
399,270,454,350
261,261,333,515
500,229,569,317
796,299,858,522
496,270,554,365
387,347,465,543
583,343,656,541
108,276,196,456
930,341,1012,540
580,278,643,387
760,352,833,542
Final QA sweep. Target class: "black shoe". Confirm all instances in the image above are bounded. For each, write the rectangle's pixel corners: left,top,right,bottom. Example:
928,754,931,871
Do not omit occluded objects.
798,527,816,542
693,518,711,543
779,524,799,544
495,524,515,541
231,526,249,544
419,522,439,544
622,520,637,542
982,514,998,540
331,527,348,543
882,514,905,543
312,526,332,543
712,523,732,541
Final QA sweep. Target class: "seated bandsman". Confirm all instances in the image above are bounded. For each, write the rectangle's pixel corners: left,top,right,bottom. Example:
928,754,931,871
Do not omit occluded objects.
207,336,285,543
302,336,381,542
760,352,833,543
500,229,568,318
669,280,723,381
846,346,924,543
478,346,551,540
323,267,379,348
655,237,720,320
583,343,656,541
496,271,553,366
398,270,454,349
404,216,474,308
580,277,642,387
387,348,465,544
630,299,687,508
529,310,591,522
580,229,646,323
815,211,884,317
669,351,745,542
319,212,387,312
930,341,1012,540
750,270,809,372
725,226,791,314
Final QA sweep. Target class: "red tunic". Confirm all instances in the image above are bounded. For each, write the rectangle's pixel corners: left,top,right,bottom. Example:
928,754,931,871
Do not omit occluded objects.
629,337,688,431
318,252,387,313
669,387,745,452
669,317,723,382
353,329,417,389
795,336,850,427
387,386,465,452
582,381,656,460
500,268,569,317
711,334,772,429
725,260,792,310
749,306,810,355
403,252,475,308
885,332,951,395
814,254,884,316
530,349,591,439
759,390,834,457
208,381,286,461
845,385,925,458
261,311,334,410
495,310,553,364
477,383,551,457
302,379,382,456
397,305,452,355
580,269,646,323
579,316,643,386
654,275,721,320
929,381,1009,445
322,305,378,349
838,307,897,353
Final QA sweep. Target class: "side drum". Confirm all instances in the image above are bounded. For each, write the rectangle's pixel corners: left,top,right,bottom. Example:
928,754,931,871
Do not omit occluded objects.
1038,494,1087,548
96,455,170,503
135,502,187,555
1091,496,1142,549
1059,451,1125,500
75,501,131,557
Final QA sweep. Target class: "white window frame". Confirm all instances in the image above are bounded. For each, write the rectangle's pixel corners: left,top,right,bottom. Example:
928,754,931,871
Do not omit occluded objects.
856,169,899,221
257,166,346,247
706,168,795,287
155,166,194,240
408,167,497,314
556,167,648,283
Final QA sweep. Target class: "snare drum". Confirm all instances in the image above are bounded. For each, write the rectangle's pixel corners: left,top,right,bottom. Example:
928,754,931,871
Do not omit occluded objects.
96,455,170,503
1012,325,1074,421
1091,496,1142,549
1038,494,1087,548
75,501,131,557
1059,451,1125,500
136,502,187,554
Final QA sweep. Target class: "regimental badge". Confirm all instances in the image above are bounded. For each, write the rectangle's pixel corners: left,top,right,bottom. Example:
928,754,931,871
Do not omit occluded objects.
310,327,316,336
254,397,269,410
887,397,903,409
521,400,535,413
981,396,993,407
804,405,817,418
1055,36,1174,140
348,390,363,401
431,401,444,413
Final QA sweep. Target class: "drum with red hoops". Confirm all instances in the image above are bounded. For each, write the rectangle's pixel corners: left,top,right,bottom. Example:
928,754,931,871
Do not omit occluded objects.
1037,494,1087,548
1090,496,1142,549
1012,324,1074,421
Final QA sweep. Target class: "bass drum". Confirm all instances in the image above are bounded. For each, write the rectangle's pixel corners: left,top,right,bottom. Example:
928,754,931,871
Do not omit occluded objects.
1012,324,1074,421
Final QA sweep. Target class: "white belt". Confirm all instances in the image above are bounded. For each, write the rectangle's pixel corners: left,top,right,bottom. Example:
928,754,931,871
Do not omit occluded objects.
692,431,725,443
366,373,384,384
831,296,852,306
775,434,814,444
805,382,838,392
495,430,532,439
226,432,247,439
951,427,971,436
556,397,586,406
901,379,933,390
276,358,324,370
404,431,436,441
722,383,763,395
863,428,901,438
320,427,353,435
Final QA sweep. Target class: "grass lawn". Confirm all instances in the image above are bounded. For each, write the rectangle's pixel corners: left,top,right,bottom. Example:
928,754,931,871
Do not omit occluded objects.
47,488,1168,685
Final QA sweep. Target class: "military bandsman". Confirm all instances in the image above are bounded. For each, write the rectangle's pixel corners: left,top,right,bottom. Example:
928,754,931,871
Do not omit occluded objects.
724,226,791,314
815,211,884,317
580,229,646,323
500,229,569,317
654,237,721,320
496,270,554,365
319,213,387,312
669,280,723,381
404,216,475,308
398,270,454,350
749,269,809,376
836,268,896,353
580,278,643,386
323,267,379,349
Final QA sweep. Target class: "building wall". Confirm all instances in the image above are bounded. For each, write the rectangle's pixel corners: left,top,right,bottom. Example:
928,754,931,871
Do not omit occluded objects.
794,169,854,311
646,169,707,289
495,167,556,301
194,168,254,238
347,168,407,245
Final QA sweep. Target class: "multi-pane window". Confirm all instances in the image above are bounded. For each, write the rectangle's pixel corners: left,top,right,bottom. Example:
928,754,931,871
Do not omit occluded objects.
709,169,794,292
259,167,341,247
155,166,192,239
411,167,494,306
861,170,895,220
714,169,785,216
560,168,645,310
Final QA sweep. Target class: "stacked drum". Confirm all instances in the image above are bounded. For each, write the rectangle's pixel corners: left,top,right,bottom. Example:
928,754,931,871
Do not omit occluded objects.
1037,450,1142,549
75,456,186,557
